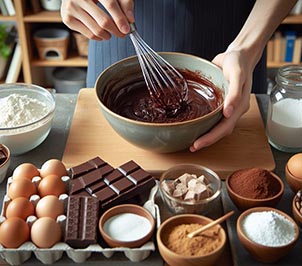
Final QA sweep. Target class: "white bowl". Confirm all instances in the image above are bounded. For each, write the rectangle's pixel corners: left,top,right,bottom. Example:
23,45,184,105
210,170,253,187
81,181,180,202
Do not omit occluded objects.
0,83,55,155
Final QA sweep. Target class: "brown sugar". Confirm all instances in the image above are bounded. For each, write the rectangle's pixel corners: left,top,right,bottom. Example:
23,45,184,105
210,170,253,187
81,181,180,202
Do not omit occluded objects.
165,223,222,256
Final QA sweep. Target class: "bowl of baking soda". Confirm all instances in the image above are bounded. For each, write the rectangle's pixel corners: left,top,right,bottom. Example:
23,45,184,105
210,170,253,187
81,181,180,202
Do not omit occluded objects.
0,83,55,155
226,168,284,211
95,52,228,153
237,207,299,263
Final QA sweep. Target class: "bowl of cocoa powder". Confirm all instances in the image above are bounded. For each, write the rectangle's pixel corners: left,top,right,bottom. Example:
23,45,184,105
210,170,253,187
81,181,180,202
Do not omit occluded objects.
226,168,284,211
95,52,228,153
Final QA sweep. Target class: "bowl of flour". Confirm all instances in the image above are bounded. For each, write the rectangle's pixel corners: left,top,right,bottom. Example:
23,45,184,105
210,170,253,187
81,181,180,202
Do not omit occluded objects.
0,83,55,155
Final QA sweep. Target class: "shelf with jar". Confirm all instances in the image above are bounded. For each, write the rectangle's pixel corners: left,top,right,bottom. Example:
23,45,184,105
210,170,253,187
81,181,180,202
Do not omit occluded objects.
267,1,302,68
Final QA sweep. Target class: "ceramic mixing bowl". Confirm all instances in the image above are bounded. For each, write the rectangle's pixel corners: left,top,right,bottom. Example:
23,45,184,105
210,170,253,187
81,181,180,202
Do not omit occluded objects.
95,52,228,153
0,83,55,155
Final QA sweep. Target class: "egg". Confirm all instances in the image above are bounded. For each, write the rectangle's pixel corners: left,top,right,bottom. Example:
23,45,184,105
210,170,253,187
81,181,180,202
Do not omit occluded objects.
38,174,67,197
287,153,302,179
8,179,37,199
31,217,62,248
40,159,67,178
6,197,35,220
12,163,40,180
0,217,30,248
36,195,64,219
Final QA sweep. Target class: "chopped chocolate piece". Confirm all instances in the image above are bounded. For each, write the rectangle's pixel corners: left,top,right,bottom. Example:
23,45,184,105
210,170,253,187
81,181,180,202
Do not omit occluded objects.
110,177,134,194
104,169,124,185
65,196,99,248
118,160,140,175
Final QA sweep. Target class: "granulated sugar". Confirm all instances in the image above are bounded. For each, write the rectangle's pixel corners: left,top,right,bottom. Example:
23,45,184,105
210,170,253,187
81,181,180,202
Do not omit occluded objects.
241,211,296,247
0,93,48,128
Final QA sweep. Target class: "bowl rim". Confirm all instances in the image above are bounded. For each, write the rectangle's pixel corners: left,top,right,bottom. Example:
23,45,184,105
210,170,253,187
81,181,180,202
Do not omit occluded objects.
237,206,300,248
225,169,284,202
94,52,226,127
0,144,10,167
0,83,56,131
159,163,222,205
99,204,155,246
156,213,226,258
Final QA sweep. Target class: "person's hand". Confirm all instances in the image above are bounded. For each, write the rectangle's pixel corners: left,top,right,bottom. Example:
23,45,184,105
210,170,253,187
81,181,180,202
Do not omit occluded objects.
190,49,253,152
60,0,134,40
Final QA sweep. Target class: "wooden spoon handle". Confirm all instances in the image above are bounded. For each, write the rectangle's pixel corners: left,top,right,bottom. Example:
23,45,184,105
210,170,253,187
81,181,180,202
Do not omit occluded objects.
187,210,235,238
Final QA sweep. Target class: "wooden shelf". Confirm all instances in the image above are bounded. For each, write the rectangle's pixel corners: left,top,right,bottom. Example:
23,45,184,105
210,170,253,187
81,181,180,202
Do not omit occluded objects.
267,61,302,68
23,11,62,23
0,15,16,21
32,55,88,67
282,14,302,24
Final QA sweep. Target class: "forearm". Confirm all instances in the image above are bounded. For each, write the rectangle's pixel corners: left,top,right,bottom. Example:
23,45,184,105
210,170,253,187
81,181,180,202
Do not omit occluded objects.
228,0,297,67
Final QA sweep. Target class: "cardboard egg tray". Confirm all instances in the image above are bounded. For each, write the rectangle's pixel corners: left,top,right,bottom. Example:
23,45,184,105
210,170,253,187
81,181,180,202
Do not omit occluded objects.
0,177,160,265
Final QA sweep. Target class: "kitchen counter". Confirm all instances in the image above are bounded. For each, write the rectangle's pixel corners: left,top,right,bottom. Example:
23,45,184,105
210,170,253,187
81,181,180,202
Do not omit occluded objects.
0,93,300,265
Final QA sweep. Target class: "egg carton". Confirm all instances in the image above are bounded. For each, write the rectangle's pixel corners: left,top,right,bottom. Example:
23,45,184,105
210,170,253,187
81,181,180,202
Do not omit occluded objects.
0,179,160,265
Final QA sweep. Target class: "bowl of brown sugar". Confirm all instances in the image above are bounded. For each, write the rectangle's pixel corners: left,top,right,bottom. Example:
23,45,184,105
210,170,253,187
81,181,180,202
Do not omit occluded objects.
226,168,284,211
156,214,226,266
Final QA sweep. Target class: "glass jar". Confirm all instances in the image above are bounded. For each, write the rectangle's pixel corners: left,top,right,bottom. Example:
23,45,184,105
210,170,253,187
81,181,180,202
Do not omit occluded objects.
266,65,302,152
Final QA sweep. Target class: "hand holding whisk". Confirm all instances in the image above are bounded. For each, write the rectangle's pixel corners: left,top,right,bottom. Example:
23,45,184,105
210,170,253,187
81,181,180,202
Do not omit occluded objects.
129,23,188,116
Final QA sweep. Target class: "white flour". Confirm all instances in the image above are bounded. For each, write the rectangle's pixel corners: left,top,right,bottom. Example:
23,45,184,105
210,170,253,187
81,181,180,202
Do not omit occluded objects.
0,93,48,128
241,211,296,247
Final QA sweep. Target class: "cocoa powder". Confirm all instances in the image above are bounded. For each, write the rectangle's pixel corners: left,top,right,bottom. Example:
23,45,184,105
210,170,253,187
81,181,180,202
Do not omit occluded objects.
228,168,281,199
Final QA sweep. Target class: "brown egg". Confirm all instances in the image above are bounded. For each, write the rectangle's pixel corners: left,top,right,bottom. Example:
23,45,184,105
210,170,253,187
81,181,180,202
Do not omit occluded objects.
8,179,37,199
0,217,30,248
40,159,67,178
36,195,64,219
288,153,302,179
38,174,67,197
13,163,40,180
6,197,35,220
31,217,62,248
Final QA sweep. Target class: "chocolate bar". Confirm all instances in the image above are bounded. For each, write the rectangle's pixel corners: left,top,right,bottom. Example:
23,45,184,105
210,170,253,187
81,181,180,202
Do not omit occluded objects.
69,157,107,178
69,158,156,210
65,196,99,248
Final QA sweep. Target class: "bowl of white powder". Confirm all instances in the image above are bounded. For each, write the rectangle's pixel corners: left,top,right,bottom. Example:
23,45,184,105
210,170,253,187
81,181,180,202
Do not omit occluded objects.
0,83,55,155
236,207,299,263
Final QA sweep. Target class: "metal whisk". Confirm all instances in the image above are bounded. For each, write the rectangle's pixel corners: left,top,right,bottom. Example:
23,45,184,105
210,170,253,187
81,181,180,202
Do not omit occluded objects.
129,23,188,114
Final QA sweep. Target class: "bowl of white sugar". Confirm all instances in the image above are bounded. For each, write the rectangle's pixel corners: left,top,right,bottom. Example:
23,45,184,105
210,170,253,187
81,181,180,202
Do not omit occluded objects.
237,207,299,263
0,83,55,155
99,204,155,248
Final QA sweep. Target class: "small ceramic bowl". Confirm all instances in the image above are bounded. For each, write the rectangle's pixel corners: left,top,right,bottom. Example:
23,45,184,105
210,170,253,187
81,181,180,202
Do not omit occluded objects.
0,144,11,183
285,163,302,193
99,204,155,248
226,169,284,211
292,189,302,227
237,207,299,263
157,214,226,266
159,164,222,214
95,52,228,153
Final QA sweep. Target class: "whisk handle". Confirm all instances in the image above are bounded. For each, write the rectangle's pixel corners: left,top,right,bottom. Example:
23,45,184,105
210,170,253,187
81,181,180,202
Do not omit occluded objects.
129,23,137,33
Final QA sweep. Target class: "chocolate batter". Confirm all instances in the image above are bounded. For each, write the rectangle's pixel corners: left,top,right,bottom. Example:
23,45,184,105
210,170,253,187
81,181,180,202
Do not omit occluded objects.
107,69,223,123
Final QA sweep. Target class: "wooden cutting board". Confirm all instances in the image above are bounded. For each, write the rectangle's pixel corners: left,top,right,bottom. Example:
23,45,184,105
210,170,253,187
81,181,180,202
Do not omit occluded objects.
62,89,275,179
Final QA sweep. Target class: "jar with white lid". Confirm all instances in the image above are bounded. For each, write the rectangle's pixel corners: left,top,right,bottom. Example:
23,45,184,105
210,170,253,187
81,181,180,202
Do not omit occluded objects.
266,65,302,152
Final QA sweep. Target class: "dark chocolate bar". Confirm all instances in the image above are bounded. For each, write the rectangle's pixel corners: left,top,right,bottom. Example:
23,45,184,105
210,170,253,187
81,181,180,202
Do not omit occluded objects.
65,196,99,248
69,157,107,178
69,158,156,210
